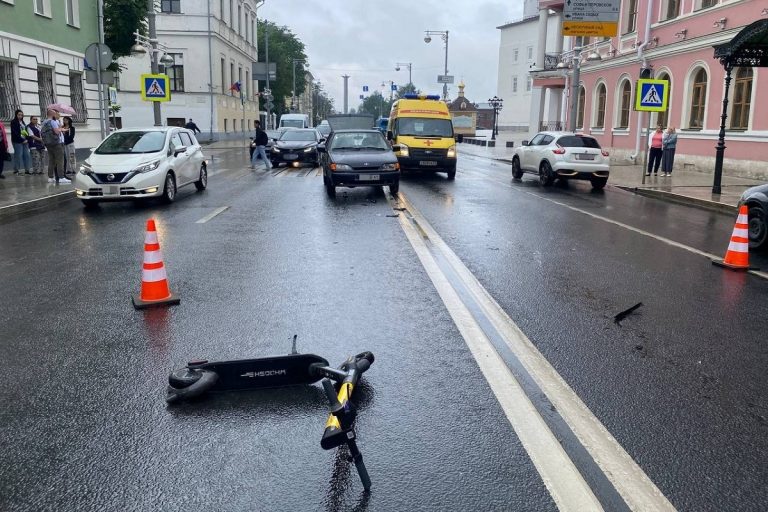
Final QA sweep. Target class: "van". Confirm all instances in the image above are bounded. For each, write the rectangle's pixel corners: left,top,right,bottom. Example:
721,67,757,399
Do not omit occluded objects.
387,94,461,179
279,113,311,129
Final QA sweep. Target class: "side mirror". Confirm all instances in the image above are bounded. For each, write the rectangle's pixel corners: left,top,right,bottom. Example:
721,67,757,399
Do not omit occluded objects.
455,134,464,143
521,140,529,146
173,146,188,157
386,130,393,141
317,144,326,153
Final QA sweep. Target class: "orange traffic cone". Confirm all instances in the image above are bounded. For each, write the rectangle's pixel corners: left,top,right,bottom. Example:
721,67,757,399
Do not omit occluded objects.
132,219,181,309
712,205,756,271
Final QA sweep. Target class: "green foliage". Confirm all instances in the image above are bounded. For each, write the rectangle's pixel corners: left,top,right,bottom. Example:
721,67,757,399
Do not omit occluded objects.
357,91,393,120
257,21,308,117
311,83,335,125
104,0,147,59
396,83,420,98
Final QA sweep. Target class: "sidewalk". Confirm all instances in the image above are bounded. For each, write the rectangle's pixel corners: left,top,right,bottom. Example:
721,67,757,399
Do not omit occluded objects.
458,133,764,213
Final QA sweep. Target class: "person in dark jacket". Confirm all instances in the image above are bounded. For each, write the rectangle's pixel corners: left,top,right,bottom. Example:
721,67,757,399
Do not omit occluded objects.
661,126,678,177
184,119,201,134
61,116,76,176
250,120,271,170
10,109,32,175
26,116,46,175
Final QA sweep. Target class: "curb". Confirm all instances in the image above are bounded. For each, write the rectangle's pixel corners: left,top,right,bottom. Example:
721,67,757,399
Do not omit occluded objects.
0,190,75,219
615,186,738,215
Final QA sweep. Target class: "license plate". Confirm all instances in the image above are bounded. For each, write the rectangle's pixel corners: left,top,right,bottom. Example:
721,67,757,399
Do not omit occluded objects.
419,160,438,166
285,153,298,160
104,186,119,195
577,154,595,160
359,174,379,181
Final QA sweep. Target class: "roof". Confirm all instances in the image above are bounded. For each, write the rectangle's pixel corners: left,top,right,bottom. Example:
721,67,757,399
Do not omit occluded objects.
713,19,768,67
497,11,557,30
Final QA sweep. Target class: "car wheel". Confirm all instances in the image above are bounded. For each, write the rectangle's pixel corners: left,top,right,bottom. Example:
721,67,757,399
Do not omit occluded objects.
389,180,400,195
511,157,524,179
446,167,456,180
325,177,336,197
539,161,555,187
748,205,768,249
194,165,208,191
590,177,608,190
81,199,100,208
162,173,177,203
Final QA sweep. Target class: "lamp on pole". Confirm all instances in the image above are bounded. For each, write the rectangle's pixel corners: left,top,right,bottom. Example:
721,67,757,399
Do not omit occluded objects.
424,30,449,100
395,62,412,86
292,59,305,112
488,96,503,140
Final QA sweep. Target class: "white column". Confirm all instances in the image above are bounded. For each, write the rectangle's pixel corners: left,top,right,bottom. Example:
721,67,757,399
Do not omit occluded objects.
536,7,548,70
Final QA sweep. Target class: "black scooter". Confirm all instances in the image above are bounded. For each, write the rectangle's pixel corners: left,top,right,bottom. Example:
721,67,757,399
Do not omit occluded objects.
166,337,374,491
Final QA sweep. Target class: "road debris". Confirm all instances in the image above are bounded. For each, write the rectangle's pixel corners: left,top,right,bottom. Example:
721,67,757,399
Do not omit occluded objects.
614,302,643,325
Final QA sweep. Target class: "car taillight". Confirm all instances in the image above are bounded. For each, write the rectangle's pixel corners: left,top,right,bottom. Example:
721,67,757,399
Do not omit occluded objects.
601,150,609,157
552,145,566,155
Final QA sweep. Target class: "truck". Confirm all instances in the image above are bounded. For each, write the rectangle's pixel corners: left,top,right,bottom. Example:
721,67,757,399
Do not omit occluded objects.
279,113,311,129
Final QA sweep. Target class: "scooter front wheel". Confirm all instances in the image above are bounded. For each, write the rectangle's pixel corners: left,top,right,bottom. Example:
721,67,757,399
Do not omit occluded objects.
166,368,219,403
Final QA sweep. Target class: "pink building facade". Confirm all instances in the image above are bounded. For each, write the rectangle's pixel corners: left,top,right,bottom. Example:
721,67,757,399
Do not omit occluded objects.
530,0,768,176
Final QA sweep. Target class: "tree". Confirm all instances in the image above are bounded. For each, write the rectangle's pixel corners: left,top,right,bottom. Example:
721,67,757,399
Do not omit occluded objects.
104,0,147,59
396,83,420,99
257,21,308,117
357,91,393,120
311,83,335,125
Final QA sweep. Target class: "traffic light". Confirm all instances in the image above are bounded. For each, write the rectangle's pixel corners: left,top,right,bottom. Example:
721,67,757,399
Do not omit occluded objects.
639,67,653,79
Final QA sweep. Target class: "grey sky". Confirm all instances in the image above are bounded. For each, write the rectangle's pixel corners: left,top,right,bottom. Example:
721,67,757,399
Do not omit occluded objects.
260,1,523,111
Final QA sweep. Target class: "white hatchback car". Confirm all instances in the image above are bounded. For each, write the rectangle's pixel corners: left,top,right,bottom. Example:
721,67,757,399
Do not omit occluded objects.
74,127,207,206
511,131,610,190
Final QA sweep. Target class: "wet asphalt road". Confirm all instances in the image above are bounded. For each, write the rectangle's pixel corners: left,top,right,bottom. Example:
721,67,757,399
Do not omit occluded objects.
1,146,767,511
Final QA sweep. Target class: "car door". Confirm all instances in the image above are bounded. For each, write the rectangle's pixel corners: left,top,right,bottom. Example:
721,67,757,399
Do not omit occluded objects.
535,135,555,168
522,133,545,170
169,131,191,185
179,131,202,182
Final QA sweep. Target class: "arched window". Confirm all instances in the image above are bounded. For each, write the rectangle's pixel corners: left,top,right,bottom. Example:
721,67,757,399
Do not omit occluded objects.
688,68,707,129
618,80,632,128
656,73,671,128
731,67,753,130
576,86,586,129
594,83,606,128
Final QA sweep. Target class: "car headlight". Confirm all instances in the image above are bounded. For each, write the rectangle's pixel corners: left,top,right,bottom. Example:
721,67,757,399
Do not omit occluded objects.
330,163,353,172
447,145,456,158
397,143,409,157
381,163,399,171
79,162,93,175
132,160,161,173
304,146,315,153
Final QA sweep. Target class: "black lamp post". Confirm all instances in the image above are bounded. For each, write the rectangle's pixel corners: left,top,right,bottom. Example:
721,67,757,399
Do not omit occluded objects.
488,96,503,140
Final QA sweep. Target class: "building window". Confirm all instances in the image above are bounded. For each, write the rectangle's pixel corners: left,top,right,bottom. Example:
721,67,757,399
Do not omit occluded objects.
37,67,56,117
245,70,250,98
688,68,707,129
224,119,228,132
513,48,519,62
594,83,606,128
576,86,586,129
0,60,19,121
230,62,234,93
66,0,79,27
69,73,87,123
664,0,680,20
512,76,518,93
238,66,243,96
237,5,242,35
618,80,632,128
229,0,233,27
220,58,226,93
220,0,224,20
699,0,717,8
656,74,671,128
527,46,533,61
245,12,249,42
161,0,180,13
526,76,532,92
34,0,51,17
625,0,638,33
164,53,184,92
251,19,255,45
731,67,753,130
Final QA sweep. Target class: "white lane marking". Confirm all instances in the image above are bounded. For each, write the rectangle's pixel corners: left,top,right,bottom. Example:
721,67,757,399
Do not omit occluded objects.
388,192,605,511
459,164,768,281
195,206,229,224
394,191,677,511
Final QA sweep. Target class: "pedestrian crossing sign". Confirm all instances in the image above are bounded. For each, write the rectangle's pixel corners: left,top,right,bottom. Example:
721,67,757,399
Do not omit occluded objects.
635,79,669,112
141,73,171,102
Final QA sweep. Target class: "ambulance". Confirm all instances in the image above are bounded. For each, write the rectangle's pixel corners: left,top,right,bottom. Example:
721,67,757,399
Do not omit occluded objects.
386,94,462,179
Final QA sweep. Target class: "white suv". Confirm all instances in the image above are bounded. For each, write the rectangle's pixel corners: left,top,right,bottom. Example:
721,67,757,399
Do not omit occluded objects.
74,128,207,207
511,131,610,190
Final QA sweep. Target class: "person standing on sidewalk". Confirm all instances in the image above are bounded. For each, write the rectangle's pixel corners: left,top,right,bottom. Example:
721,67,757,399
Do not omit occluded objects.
61,116,77,177
41,109,69,184
10,110,32,175
250,120,271,170
661,126,677,177
646,125,664,176
27,116,46,175
0,118,7,179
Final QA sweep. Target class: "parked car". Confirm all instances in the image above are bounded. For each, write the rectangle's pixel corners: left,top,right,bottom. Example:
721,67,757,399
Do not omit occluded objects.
319,129,400,197
739,183,768,249
511,131,610,190
74,127,207,207
271,128,323,167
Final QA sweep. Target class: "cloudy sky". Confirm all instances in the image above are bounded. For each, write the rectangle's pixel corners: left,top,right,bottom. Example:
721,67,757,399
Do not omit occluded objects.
260,0,523,111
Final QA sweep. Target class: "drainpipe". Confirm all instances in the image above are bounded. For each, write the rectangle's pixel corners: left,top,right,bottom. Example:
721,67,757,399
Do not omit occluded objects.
629,0,655,162
207,0,214,140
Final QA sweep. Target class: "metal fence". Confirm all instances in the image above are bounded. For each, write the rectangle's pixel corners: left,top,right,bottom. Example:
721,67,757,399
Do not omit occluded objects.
0,60,19,121
539,121,564,131
37,67,56,116
69,73,88,123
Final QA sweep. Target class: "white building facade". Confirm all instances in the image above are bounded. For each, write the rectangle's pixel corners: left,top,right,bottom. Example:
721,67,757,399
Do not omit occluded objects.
117,0,263,139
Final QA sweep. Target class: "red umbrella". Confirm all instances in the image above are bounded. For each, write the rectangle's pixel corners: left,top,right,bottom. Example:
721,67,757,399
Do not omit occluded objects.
47,103,77,115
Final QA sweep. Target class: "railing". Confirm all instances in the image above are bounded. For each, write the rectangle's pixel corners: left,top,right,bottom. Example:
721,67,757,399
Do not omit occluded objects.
539,121,564,131
544,53,560,70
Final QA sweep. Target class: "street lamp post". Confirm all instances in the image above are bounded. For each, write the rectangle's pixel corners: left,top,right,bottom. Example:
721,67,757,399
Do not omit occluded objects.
488,96,503,140
395,62,412,86
424,30,449,100
131,26,175,127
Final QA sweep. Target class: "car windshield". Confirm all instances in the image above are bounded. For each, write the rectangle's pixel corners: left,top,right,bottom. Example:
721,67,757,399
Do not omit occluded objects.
558,135,601,148
396,118,452,137
95,131,166,154
282,120,305,128
330,132,388,151
280,130,317,142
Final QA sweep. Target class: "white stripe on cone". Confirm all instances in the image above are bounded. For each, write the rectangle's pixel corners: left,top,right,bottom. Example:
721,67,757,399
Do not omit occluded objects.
142,266,168,283
144,231,159,244
736,214,748,224
727,241,749,253
143,250,164,264
732,228,748,239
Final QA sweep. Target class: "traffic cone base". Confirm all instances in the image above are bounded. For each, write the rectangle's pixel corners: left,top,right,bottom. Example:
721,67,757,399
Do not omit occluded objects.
132,219,181,310
132,292,181,310
712,205,759,271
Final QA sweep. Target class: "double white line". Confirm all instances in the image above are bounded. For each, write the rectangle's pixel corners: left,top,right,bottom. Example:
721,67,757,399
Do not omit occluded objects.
388,190,676,512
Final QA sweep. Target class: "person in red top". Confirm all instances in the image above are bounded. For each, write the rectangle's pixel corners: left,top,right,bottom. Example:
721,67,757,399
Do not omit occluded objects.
646,125,664,176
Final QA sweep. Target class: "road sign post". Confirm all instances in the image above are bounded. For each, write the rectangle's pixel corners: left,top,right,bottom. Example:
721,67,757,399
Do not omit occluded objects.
563,0,620,37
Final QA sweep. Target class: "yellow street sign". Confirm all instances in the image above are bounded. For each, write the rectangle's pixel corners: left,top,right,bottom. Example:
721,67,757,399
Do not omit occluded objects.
562,22,618,37
635,79,670,112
